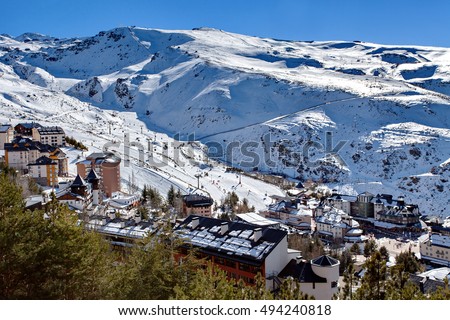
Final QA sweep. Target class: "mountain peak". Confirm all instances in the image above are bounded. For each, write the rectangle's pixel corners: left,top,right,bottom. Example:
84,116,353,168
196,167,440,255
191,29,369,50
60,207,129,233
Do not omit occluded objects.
15,32,59,42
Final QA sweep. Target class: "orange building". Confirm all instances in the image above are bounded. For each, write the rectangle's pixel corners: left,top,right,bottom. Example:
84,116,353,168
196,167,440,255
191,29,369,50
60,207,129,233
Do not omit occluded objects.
77,152,121,197
27,156,58,187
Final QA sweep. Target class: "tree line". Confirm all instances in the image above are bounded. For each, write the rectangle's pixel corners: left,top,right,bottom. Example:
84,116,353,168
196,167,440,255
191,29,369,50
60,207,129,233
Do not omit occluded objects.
0,168,306,299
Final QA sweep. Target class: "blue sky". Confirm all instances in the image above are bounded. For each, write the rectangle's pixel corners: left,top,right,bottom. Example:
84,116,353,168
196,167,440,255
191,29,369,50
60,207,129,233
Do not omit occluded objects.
1,0,449,47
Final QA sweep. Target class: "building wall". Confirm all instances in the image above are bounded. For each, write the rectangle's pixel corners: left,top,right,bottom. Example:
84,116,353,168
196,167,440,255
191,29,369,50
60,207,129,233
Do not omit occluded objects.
310,264,339,300
300,282,336,300
102,163,120,197
28,163,58,187
351,201,374,218
0,128,13,150
32,128,66,147
264,235,289,290
59,199,84,211
46,163,58,186
183,205,212,217
6,149,49,172
77,160,120,197
374,203,384,216
420,235,450,266
58,157,69,176
76,162,91,178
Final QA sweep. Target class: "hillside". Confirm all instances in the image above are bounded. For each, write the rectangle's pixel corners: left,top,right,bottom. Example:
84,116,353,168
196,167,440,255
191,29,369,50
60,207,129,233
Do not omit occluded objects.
1,27,450,214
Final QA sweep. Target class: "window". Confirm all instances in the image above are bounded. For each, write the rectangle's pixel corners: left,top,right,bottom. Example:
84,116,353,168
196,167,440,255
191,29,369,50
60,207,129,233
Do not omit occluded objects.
239,263,251,272
225,260,236,268
331,281,338,288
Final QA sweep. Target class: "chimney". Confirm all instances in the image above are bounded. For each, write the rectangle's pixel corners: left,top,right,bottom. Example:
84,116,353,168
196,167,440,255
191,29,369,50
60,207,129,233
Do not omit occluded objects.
135,215,141,224
101,217,107,226
120,220,126,228
220,221,228,235
191,217,200,229
296,255,303,263
253,228,262,242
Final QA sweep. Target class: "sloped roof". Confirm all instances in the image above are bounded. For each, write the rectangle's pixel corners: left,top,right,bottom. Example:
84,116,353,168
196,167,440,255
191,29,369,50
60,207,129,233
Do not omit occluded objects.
86,168,100,181
311,255,339,267
71,174,87,187
278,259,327,283
183,194,213,207
174,215,287,264
28,156,56,166
295,182,304,189
409,274,446,294
37,126,65,135
15,122,42,129
358,191,374,197
0,124,12,132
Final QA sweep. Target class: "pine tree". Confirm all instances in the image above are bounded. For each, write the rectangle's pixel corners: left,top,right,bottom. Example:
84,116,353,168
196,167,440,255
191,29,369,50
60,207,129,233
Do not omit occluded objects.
167,185,175,207
385,264,424,300
350,243,361,256
0,172,114,299
277,277,312,300
379,245,389,261
110,226,200,299
342,262,355,300
429,277,450,299
395,248,423,273
355,251,387,300
363,239,377,257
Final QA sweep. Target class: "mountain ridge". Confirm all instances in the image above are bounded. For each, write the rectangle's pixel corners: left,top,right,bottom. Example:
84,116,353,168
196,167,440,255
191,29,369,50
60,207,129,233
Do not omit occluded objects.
1,26,449,215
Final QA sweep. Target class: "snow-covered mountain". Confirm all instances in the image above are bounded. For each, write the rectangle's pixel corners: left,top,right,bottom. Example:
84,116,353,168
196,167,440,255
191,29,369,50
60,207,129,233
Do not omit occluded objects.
1,27,449,215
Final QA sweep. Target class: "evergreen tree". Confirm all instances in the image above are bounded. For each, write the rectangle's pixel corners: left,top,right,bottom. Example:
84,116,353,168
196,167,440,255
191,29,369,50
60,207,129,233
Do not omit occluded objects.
0,173,114,299
355,251,387,300
385,264,424,300
277,277,312,300
363,239,377,258
429,277,450,300
342,262,355,300
395,248,423,273
350,243,361,257
110,226,200,299
379,245,389,261
142,184,148,202
337,249,353,274
167,185,175,207
288,234,325,261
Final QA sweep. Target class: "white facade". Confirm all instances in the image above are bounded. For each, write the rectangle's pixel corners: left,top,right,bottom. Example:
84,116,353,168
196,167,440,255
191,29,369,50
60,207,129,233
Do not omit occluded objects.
420,233,450,266
0,125,13,150
298,257,340,300
330,198,351,215
6,148,43,171
315,208,357,242
32,127,66,147
264,235,290,289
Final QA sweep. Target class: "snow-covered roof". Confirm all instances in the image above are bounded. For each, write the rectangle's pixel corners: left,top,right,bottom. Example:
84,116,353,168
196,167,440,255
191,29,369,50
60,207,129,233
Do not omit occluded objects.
175,215,287,263
430,233,450,248
418,267,450,281
0,124,12,132
86,218,154,240
373,220,406,229
236,212,279,227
